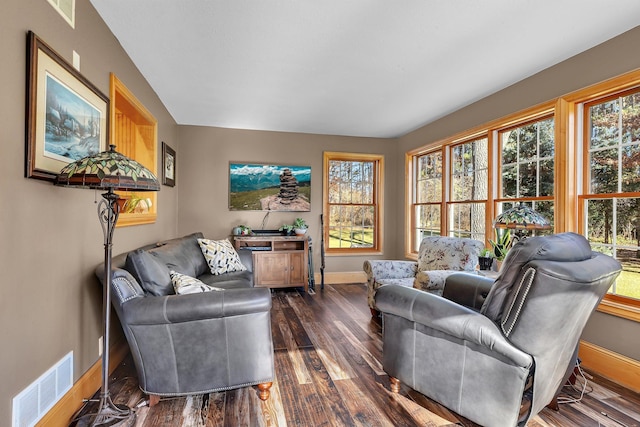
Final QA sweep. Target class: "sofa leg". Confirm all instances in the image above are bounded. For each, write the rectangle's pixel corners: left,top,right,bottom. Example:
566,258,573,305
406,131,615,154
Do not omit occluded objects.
257,382,273,401
389,377,401,393
149,394,160,407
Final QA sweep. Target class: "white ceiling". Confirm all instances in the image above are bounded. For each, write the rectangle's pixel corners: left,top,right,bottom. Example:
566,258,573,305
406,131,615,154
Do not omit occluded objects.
90,0,640,138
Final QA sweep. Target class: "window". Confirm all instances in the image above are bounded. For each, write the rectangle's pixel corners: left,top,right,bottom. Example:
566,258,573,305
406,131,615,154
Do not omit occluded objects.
496,116,555,235
582,89,640,304
110,74,158,227
406,70,640,321
449,137,488,241
323,152,383,253
411,150,442,252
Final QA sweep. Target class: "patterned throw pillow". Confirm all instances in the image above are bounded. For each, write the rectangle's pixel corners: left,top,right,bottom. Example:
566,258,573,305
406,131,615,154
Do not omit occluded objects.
197,238,247,275
169,270,224,295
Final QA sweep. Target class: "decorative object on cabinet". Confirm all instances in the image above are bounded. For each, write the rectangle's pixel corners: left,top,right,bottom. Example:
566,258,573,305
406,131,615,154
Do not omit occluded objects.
229,162,311,211
162,141,176,187
55,144,160,426
234,235,309,293
293,217,308,235
26,31,108,181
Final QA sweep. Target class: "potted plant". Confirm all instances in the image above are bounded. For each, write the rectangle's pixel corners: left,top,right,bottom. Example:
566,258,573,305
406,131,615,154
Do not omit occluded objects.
489,229,511,269
232,224,251,235
478,248,495,271
279,224,295,236
292,218,308,236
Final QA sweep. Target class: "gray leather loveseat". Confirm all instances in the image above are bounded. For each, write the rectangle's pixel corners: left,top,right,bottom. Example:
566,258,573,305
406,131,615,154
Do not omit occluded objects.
95,232,274,404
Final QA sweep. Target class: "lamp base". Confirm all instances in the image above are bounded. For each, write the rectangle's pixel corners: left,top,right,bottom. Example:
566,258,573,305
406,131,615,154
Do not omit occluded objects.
73,397,136,427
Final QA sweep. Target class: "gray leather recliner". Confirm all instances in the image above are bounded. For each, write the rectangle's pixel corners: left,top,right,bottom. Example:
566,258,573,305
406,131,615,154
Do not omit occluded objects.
375,232,621,427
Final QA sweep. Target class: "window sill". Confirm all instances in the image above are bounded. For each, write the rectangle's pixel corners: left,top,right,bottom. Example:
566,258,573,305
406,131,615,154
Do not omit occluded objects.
597,298,640,323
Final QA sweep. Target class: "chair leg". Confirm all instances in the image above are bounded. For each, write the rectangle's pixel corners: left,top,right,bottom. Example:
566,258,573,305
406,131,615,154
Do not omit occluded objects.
258,382,273,401
389,377,401,393
149,394,160,407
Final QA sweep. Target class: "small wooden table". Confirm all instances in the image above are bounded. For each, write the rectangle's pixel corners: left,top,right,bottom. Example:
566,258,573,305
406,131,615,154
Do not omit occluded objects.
234,235,309,293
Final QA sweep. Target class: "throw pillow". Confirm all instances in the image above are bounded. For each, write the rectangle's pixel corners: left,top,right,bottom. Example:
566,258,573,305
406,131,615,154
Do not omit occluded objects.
197,238,247,275
169,270,223,295
125,249,173,296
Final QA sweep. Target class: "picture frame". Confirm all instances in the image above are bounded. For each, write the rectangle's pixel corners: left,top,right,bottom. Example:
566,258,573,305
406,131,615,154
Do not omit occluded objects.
229,162,311,211
25,31,109,181
162,141,176,187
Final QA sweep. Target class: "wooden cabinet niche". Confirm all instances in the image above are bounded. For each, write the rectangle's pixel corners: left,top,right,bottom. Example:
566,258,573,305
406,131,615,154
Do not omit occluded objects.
110,73,158,227
234,236,309,293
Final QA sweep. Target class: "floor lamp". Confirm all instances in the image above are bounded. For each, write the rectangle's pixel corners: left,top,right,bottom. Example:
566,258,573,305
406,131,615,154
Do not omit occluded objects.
55,145,160,426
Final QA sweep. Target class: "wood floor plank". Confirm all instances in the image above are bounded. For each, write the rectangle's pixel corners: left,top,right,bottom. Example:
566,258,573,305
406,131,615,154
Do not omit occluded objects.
257,379,287,427
73,284,640,427
278,318,313,384
203,392,225,427
332,378,397,427
334,320,385,376
303,321,358,381
272,348,318,426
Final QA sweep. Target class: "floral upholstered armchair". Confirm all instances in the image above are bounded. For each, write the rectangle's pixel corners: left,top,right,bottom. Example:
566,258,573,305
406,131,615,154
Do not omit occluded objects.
363,236,483,315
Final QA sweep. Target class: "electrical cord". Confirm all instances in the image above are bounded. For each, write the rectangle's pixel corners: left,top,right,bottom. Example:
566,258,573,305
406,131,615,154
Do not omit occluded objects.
556,362,593,405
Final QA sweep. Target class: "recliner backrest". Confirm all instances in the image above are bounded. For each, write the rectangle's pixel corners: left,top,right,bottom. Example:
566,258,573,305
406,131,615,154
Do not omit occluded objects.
479,233,621,417
417,236,483,272
481,232,594,323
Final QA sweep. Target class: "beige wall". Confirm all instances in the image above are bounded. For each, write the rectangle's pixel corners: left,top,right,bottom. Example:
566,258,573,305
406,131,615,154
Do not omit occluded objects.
0,1,179,424
398,26,640,361
2,2,639,424
176,126,398,273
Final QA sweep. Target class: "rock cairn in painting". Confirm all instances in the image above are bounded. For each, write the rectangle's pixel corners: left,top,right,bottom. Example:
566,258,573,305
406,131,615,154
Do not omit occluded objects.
278,168,299,204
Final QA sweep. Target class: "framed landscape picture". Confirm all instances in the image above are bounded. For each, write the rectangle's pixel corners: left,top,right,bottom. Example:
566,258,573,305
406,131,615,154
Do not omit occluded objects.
25,31,109,181
229,163,311,211
162,141,176,187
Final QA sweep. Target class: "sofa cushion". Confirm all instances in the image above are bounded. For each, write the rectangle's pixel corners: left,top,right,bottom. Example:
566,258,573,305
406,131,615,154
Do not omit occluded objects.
417,236,483,272
199,270,254,289
149,233,208,278
198,238,247,275
125,249,173,296
170,270,223,294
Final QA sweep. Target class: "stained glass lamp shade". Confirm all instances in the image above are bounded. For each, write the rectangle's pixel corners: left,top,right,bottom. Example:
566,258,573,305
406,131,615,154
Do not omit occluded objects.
493,203,552,242
55,145,159,426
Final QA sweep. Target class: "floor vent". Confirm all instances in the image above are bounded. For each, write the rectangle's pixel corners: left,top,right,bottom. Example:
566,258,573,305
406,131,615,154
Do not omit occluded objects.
12,351,73,427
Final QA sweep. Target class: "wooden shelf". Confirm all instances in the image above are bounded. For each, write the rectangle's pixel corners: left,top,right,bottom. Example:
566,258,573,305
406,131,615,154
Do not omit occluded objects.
234,235,309,292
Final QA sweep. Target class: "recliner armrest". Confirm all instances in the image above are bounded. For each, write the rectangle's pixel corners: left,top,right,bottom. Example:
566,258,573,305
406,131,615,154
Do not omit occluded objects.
375,285,532,368
121,287,272,325
443,272,495,310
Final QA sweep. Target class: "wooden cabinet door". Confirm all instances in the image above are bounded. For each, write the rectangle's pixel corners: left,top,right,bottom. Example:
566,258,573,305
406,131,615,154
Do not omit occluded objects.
288,252,306,285
255,253,288,286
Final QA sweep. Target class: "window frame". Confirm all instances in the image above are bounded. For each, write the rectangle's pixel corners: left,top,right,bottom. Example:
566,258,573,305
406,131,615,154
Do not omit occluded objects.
323,151,384,255
409,148,444,253
406,69,640,322
447,136,489,241
577,85,640,320
494,114,556,237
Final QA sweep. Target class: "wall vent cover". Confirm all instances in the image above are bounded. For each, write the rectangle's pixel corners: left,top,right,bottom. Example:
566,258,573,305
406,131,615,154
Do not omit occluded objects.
12,351,73,427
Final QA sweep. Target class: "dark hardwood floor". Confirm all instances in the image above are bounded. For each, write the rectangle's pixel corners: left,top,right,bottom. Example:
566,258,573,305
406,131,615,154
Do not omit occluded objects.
72,284,640,426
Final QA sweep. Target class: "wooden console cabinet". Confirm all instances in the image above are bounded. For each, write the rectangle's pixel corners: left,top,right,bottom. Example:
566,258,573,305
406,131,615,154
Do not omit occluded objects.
233,235,309,293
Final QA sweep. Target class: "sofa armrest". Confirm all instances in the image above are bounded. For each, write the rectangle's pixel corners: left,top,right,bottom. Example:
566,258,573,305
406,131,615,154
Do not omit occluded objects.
121,287,272,325
376,285,532,368
363,260,417,281
443,272,495,311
